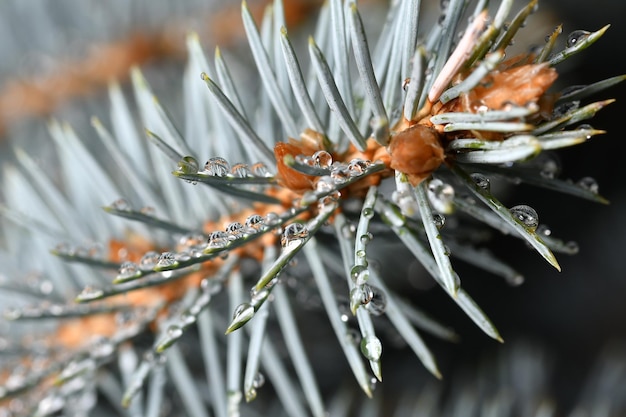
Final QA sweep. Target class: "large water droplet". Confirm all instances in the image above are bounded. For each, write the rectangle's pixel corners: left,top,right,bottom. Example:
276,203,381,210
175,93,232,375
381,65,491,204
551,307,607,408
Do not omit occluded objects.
167,324,183,340
360,336,383,361
280,223,309,249
205,157,230,176
362,207,374,220
577,176,599,194
330,165,350,184
509,205,539,231
177,156,199,174
566,30,590,48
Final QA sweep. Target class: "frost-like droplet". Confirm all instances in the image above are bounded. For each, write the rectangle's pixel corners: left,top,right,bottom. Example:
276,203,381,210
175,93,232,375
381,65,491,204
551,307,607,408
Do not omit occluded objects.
566,30,590,48
360,336,383,361
280,223,308,249
577,176,599,194
509,205,539,231
205,157,230,176
470,173,490,192
177,156,199,174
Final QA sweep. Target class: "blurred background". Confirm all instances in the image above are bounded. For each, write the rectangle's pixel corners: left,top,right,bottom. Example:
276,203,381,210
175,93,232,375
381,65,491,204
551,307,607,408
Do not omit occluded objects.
0,0,625,413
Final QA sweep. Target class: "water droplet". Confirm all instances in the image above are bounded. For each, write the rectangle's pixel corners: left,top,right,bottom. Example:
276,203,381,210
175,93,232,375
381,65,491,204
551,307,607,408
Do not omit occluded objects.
509,205,539,231
330,166,350,184
577,176,599,194
117,261,139,280
565,241,580,254
110,198,131,211
566,30,590,48
315,176,335,193
90,336,115,359
250,287,270,307
553,101,580,118
232,302,255,322
77,286,104,301
156,252,176,268
251,162,272,177
312,150,333,168
177,156,199,174
3,307,21,320
347,158,371,175
341,221,356,238
280,223,309,248
139,251,160,270
432,213,445,229
360,336,383,361
36,395,65,416
536,224,552,237
252,372,265,388
202,278,223,296
360,232,373,244
245,214,265,231
538,153,562,179
140,206,156,216
180,312,197,327
364,285,387,316
207,231,229,249
350,265,370,285
204,157,230,176
167,324,183,339
428,178,455,212
264,212,281,226
362,207,374,220
225,222,244,236
470,173,490,191
231,163,251,178
350,284,374,312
